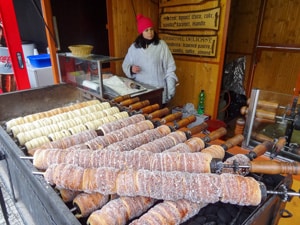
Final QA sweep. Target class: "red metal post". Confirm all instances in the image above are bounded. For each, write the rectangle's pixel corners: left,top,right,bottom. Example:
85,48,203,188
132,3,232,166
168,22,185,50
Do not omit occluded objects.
0,0,30,90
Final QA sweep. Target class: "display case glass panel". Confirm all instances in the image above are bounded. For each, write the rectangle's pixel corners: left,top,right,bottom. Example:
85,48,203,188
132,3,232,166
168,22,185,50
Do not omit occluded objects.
242,89,300,162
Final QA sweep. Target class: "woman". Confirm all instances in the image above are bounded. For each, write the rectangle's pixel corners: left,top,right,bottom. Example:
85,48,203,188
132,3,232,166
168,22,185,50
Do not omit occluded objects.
122,14,178,104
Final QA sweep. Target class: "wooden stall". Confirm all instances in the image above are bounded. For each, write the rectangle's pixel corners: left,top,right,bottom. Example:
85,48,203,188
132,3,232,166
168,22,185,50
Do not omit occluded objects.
226,0,300,97
107,0,231,119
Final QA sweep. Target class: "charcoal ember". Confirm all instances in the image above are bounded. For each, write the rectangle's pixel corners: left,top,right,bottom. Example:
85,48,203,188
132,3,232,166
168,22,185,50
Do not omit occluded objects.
261,174,282,188
203,222,217,225
217,207,232,224
193,216,206,224
199,203,220,215
224,203,240,218
182,214,206,225
187,222,198,225
205,214,219,223
236,209,253,224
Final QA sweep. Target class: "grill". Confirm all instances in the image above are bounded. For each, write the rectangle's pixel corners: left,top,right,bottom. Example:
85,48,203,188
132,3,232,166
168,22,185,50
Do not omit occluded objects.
0,84,293,225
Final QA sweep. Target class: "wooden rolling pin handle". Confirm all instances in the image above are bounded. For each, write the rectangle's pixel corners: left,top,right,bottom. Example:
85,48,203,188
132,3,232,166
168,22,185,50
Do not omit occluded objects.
240,106,248,115
257,100,279,109
187,122,208,135
275,137,287,150
255,117,276,124
202,127,227,143
129,100,150,110
241,106,276,121
247,140,273,160
148,107,170,119
140,104,160,114
221,134,244,151
160,112,183,124
251,132,274,142
256,109,276,120
175,115,197,129
250,161,300,175
112,94,131,103
119,97,140,106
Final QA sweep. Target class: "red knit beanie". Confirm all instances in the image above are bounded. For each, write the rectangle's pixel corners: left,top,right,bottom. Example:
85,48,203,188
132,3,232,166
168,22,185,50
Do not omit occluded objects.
136,14,154,34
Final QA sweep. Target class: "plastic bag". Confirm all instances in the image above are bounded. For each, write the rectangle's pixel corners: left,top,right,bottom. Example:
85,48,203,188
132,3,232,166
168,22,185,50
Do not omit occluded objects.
222,56,246,95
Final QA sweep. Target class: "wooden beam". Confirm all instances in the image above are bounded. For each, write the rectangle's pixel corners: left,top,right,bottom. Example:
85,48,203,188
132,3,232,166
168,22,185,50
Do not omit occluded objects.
40,0,60,84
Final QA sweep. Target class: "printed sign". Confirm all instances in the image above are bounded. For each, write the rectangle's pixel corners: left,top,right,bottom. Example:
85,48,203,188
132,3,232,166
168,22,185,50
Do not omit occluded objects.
160,33,217,57
159,0,208,7
160,7,220,30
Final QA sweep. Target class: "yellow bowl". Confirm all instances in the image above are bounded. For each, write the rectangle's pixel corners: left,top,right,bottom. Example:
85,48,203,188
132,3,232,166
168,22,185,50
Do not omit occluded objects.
68,45,94,57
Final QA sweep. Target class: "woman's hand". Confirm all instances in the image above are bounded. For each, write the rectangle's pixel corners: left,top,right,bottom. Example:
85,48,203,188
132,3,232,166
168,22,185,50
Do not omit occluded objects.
131,65,141,74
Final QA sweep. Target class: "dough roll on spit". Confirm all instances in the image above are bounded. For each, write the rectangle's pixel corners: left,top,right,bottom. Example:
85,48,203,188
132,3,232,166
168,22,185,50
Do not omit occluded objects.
163,137,205,153
87,196,156,225
86,120,154,150
59,188,81,203
73,192,109,218
200,144,225,159
28,129,98,155
15,103,112,145
44,164,265,206
97,114,146,135
5,99,102,132
104,125,172,152
33,146,213,172
134,130,187,153
129,199,208,225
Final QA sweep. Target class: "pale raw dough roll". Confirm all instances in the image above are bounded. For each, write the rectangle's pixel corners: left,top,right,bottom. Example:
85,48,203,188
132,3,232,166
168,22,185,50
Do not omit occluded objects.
6,117,25,132
112,111,129,120
24,136,50,151
68,124,88,135
11,122,36,137
48,130,72,141
30,130,97,155
102,106,120,116
6,99,102,132
85,120,104,130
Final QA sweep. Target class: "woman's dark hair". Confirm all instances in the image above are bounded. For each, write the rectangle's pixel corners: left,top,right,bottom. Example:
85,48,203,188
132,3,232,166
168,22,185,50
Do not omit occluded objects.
134,31,160,49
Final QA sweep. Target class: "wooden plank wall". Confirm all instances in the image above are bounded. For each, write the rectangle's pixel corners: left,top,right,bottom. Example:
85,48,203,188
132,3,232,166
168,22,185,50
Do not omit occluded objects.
108,0,231,118
106,0,159,75
226,0,300,97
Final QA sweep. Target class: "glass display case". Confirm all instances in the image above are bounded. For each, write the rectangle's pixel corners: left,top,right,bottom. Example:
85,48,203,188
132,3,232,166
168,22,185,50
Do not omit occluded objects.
242,88,300,162
57,53,121,97
57,53,163,105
